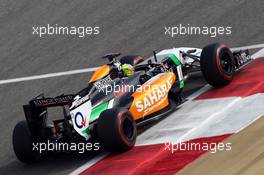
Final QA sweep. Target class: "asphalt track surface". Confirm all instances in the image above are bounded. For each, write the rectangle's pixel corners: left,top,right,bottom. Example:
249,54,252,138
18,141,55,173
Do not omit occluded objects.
0,0,263,174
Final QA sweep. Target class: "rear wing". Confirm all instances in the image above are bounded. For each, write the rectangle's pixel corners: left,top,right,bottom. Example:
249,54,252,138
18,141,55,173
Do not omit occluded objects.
28,94,74,107
23,94,74,138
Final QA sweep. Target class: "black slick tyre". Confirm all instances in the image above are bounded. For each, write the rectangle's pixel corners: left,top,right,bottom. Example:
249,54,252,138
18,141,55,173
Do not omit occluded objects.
12,120,42,163
200,43,235,87
97,108,137,152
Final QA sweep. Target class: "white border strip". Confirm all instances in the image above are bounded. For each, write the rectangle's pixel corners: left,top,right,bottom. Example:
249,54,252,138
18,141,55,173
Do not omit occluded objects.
0,67,99,85
69,152,109,175
252,48,264,59
175,97,241,143
236,114,264,133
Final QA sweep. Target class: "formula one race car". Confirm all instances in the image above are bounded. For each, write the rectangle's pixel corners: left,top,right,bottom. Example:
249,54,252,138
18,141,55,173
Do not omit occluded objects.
13,43,251,163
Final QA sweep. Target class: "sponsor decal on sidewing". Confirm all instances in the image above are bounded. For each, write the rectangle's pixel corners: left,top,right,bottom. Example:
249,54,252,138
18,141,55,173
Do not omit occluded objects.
135,76,172,114
70,100,92,140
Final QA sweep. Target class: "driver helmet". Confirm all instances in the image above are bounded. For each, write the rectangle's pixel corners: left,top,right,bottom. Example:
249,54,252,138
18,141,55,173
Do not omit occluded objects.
121,64,135,77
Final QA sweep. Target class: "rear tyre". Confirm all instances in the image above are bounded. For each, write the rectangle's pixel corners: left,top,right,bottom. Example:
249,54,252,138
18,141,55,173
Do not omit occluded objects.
12,120,42,163
120,55,144,66
200,43,235,87
97,108,137,152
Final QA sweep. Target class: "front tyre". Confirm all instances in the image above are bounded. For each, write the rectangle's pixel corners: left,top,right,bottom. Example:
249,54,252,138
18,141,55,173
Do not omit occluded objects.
97,108,137,152
200,43,235,87
12,120,42,163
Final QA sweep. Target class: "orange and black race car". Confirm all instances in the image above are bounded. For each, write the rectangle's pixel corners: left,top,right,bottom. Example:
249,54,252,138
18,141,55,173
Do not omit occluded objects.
12,43,251,163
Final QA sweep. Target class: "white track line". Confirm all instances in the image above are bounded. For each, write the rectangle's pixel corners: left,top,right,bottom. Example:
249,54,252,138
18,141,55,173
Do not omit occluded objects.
0,43,263,85
175,97,241,143
236,113,263,133
0,67,99,85
252,48,264,58
69,152,109,175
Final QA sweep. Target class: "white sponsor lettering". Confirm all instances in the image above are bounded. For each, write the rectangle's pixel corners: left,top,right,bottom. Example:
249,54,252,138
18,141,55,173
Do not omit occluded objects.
135,77,172,112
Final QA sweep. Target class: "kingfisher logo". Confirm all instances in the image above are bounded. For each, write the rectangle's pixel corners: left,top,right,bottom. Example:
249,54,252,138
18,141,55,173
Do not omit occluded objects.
74,112,87,129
